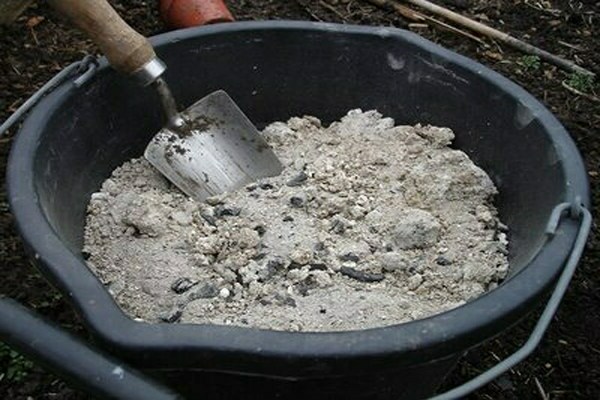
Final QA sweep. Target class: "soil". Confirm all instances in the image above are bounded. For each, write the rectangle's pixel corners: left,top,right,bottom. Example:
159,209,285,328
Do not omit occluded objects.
1,0,599,399
84,111,508,331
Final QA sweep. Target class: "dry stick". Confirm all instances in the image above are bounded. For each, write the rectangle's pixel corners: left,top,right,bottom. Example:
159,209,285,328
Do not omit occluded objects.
366,0,484,44
561,81,600,103
534,377,549,400
319,0,348,21
402,0,595,77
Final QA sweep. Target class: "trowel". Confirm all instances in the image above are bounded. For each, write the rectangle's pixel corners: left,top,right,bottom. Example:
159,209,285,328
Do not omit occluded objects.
49,0,283,201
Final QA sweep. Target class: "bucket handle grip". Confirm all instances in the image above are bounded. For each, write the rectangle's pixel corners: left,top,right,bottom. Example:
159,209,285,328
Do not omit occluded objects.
431,199,592,400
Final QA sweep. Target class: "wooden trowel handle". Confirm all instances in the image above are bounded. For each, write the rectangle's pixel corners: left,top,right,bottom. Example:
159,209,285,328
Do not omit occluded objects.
48,0,158,76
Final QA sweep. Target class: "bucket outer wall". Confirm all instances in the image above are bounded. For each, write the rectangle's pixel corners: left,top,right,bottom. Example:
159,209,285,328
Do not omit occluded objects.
6,21,590,399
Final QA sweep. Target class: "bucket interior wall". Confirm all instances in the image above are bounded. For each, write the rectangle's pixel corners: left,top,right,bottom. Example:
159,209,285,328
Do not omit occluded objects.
33,27,567,278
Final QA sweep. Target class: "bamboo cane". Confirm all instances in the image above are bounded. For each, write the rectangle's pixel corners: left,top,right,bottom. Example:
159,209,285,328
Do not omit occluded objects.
402,0,594,77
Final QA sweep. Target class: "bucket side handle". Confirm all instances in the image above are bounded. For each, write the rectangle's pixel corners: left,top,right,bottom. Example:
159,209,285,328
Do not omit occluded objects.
0,55,98,137
431,199,592,400
0,56,178,399
0,297,181,400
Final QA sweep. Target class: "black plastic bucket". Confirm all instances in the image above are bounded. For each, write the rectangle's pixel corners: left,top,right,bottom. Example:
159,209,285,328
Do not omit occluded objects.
5,22,590,399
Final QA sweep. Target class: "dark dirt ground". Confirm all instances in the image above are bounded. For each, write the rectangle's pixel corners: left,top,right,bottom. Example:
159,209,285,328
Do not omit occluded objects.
1,0,599,399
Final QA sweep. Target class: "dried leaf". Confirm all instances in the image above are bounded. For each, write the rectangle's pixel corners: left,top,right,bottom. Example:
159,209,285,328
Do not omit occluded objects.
483,50,503,61
26,16,44,28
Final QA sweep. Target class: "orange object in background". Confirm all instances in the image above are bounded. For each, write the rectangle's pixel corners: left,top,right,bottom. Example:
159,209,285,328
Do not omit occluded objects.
160,0,234,29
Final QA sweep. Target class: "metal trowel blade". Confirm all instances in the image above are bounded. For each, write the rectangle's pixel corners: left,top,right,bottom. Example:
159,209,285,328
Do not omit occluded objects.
144,90,283,202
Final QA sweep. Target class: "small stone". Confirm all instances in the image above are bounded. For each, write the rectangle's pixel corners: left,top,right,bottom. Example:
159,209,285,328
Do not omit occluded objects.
379,252,410,272
121,201,166,238
247,281,264,296
286,171,309,187
189,283,220,300
171,277,196,294
274,293,297,307
475,205,494,227
435,256,453,266
215,205,242,217
314,242,329,257
289,248,313,265
407,274,423,290
195,236,220,255
257,262,277,282
205,195,225,206
267,256,287,270
330,216,353,234
259,298,272,306
259,181,274,190
497,222,509,232
338,242,370,262
194,254,212,267
497,232,508,246
252,252,267,261
309,263,328,271
238,260,262,285
233,227,260,249
90,192,109,202
392,208,441,249
159,308,182,323
339,252,360,262
290,192,307,208
287,267,310,282
347,205,367,220
102,179,119,195
340,266,385,283
310,270,333,287
171,211,193,226
283,215,294,222
254,224,267,236
365,209,383,224
200,210,217,226
232,282,244,297
219,288,231,298
295,276,318,296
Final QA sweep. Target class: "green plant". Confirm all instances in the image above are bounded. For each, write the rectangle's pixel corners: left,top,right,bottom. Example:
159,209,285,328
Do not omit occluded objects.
0,342,34,383
567,72,596,92
519,55,541,71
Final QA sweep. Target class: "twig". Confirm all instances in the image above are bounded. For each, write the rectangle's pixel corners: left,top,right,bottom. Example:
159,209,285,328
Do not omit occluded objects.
524,0,562,16
558,40,584,52
561,81,600,103
534,377,549,400
296,0,323,21
365,0,484,44
400,0,595,77
319,0,348,21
